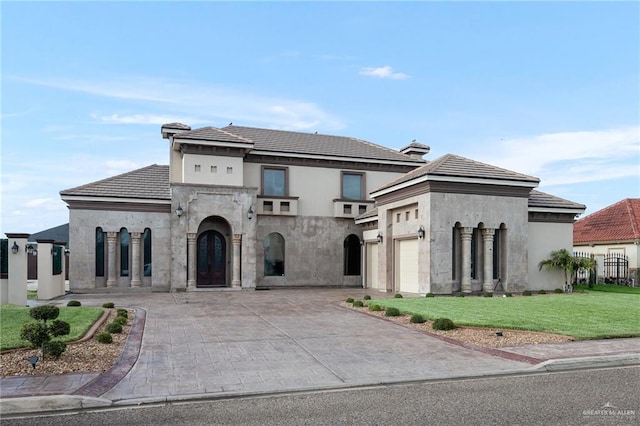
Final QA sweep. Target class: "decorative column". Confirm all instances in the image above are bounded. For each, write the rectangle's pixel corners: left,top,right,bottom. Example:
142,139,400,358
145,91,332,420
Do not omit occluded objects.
131,232,142,287
482,228,495,293
106,232,117,288
232,234,242,288
460,227,473,294
187,233,197,289
5,233,30,306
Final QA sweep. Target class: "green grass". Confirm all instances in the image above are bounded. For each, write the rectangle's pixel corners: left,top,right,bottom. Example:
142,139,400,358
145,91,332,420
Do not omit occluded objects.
0,306,104,350
371,292,640,339
574,284,640,294
27,290,37,300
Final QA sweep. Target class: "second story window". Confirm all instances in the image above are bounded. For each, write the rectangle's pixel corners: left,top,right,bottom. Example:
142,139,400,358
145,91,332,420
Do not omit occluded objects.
342,172,364,200
262,167,287,196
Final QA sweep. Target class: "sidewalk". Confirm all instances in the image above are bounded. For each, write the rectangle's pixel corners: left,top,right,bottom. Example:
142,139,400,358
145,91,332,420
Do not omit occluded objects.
2,289,639,416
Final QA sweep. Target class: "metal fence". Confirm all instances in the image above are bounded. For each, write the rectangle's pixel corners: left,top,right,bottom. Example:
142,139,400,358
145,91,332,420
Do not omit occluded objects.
603,253,629,285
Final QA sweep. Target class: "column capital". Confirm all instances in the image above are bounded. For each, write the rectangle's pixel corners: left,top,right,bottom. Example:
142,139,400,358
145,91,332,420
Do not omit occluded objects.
107,232,118,240
481,228,495,238
460,227,473,239
187,232,197,242
232,234,242,245
131,232,141,239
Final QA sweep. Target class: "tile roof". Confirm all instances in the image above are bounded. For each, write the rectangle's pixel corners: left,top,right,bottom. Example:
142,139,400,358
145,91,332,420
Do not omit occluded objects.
28,223,69,246
173,126,254,144
574,198,640,244
220,125,425,164
162,122,191,130
373,154,540,193
528,190,586,210
60,164,170,200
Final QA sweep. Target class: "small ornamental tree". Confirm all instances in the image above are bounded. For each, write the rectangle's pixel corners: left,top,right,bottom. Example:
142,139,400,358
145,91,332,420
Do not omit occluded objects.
20,305,71,360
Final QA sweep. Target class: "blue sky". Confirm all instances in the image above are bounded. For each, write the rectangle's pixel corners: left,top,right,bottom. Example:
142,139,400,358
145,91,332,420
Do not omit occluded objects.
1,1,639,236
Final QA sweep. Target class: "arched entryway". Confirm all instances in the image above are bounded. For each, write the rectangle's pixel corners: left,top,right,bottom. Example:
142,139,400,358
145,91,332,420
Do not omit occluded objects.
196,217,231,288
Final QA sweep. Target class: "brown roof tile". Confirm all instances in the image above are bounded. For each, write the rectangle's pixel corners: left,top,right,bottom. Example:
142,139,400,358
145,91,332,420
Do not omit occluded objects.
574,198,640,244
373,154,540,193
60,164,170,200
528,190,586,210
221,125,425,164
174,126,254,144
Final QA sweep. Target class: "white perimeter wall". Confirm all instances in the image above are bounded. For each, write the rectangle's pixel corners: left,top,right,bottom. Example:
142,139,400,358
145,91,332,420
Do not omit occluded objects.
528,221,574,290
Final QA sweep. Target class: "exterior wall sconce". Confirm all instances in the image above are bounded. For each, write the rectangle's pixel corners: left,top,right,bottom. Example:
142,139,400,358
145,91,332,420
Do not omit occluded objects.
376,232,383,244
26,244,37,256
64,248,70,256
175,204,183,218
418,226,425,239
247,205,255,220
11,241,19,254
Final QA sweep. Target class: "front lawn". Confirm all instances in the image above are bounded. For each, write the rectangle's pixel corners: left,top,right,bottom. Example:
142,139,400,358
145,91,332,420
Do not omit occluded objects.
574,284,640,295
0,305,104,350
371,292,640,339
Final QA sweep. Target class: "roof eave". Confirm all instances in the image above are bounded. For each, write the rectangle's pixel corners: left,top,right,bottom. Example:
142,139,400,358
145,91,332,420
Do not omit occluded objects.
248,149,424,167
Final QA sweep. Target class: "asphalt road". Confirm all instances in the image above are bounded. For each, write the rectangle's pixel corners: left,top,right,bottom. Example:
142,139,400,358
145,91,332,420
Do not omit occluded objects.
4,366,639,425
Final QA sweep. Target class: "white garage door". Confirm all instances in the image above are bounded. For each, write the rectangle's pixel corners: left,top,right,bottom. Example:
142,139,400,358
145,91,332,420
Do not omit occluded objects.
396,239,419,294
366,243,380,289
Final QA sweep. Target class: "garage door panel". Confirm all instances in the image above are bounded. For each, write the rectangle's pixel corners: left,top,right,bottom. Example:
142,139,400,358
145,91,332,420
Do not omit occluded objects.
397,239,419,293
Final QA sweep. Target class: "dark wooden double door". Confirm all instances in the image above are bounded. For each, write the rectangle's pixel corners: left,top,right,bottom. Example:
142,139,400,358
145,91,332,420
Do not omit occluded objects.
197,231,226,287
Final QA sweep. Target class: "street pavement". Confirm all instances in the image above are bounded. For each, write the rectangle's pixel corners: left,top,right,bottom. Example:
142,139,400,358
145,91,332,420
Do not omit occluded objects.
1,288,639,416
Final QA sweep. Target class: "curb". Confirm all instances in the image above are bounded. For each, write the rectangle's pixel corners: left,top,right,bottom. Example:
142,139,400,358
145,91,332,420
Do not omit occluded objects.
0,395,112,416
530,353,640,372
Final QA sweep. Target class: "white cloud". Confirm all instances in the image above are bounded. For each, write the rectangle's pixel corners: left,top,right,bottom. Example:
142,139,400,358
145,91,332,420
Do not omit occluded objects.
16,76,345,131
469,126,640,186
359,66,409,80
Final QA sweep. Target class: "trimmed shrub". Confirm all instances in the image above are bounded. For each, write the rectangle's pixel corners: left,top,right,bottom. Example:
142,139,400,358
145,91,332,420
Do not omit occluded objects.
30,305,59,323
113,316,128,326
363,295,372,300
425,293,435,298
483,292,493,298
432,318,455,331
352,300,364,307
368,304,382,312
116,309,128,318
394,293,403,299
410,314,426,324
505,293,513,297
384,307,401,317
49,319,71,337
456,293,465,298
20,323,49,348
43,341,67,359
554,288,564,294
345,297,354,304
538,289,547,295
106,322,123,334
96,332,113,344
67,300,81,307
522,290,532,296
102,302,115,309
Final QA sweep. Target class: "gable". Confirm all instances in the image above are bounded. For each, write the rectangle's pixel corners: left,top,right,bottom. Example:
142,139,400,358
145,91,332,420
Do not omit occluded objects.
574,198,640,244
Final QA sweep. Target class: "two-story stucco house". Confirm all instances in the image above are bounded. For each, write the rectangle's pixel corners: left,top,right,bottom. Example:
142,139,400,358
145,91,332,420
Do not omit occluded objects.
60,123,585,294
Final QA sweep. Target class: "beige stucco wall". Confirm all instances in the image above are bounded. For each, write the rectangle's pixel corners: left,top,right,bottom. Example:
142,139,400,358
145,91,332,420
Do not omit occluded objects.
67,208,171,292
182,154,244,186
528,221,574,290
244,163,400,217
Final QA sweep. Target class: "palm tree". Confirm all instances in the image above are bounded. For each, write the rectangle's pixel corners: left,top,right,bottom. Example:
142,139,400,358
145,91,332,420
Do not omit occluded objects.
538,249,574,285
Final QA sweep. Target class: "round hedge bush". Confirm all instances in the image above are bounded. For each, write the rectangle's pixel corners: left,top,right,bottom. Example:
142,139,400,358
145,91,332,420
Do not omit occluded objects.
483,292,493,298
368,304,382,312
113,316,128,326
96,332,113,344
106,322,123,334
456,293,465,298
522,290,532,296
505,293,513,297
43,341,67,359
117,308,128,318
410,314,425,324
30,305,59,322
345,297,354,303
102,302,115,309
363,295,371,300
352,300,364,307
554,288,564,294
384,307,401,317
67,300,81,307
432,318,455,331
49,319,71,337
394,293,403,298
425,293,434,298
538,289,547,295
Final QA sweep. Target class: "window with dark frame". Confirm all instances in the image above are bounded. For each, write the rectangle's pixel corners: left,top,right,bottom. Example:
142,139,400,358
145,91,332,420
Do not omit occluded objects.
342,172,363,200
262,167,287,196
95,228,105,277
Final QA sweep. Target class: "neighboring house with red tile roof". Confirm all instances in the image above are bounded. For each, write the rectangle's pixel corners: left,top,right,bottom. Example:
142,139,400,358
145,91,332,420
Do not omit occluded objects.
58,123,585,295
573,198,640,283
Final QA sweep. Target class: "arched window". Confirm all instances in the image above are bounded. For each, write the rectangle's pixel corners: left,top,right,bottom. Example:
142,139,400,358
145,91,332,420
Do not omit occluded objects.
95,227,105,277
143,228,152,277
263,233,285,276
343,234,361,275
120,228,130,277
